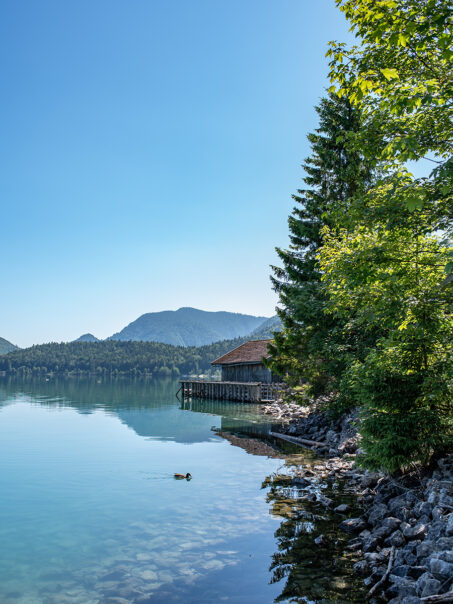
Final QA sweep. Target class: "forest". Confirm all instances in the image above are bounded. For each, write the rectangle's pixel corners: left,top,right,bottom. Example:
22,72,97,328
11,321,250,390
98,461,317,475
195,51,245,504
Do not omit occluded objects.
267,0,452,472
0,338,246,377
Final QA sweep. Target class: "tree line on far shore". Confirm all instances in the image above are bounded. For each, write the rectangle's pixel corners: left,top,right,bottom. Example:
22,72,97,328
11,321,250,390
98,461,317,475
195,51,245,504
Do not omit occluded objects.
268,0,452,472
0,338,246,378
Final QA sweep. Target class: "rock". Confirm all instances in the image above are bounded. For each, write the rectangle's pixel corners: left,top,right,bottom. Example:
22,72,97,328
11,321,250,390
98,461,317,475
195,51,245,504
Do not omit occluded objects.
363,537,380,552
405,553,418,566
383,517,402,531
392,565,411,578
368,503,389,525
429,557,453,577
416,572,442,598
339,517,367,534
417,541,434,559
427,520,447,541
400,521,411,533
99,569,128,582
439,492,453,508
439,551,453,564
361,472,380,488
334,504,350,514
416,572,432,593
414,501,432,519
372,525,394,540
403,523,428,540
387,530,406,547
435,536,453,551
291,476,311,487
386,577,417,598
353,560,369,576
432,506,445,522
428,490,438,505
364,551,386,567
389,496,408,515
446,513,453,537
140,570,158,581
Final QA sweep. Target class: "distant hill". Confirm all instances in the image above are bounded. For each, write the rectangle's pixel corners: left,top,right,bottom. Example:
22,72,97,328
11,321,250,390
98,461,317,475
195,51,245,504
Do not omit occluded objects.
247,315,282,340
75,333,100,343
109,307,269,347
0,337,18,355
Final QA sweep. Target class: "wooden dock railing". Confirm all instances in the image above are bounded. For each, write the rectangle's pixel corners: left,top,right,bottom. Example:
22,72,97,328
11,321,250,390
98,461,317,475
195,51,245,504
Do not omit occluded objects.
179,380,283,403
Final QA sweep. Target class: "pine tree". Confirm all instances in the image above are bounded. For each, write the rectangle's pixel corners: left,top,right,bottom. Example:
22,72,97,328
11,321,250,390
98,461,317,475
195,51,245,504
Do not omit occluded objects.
268,94,377,396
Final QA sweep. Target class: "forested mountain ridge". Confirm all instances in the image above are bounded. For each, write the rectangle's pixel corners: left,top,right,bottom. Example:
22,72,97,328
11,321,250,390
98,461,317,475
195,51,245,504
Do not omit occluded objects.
108,307,269,346
0,337,258,377
0,337,18,355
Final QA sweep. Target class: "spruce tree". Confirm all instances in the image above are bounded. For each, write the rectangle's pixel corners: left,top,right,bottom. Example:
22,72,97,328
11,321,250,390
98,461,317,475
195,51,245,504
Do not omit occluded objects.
268,93,376,396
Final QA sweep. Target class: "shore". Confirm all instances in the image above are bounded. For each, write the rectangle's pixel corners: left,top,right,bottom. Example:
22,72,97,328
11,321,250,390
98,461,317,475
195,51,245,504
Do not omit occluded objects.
263,400,453,603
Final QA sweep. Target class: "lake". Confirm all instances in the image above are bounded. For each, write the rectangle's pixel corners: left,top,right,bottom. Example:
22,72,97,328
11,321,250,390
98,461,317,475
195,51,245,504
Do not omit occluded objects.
0,377,364,603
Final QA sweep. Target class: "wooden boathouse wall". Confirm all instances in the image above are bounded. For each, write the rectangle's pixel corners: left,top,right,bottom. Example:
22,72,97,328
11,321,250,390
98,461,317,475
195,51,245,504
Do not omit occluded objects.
220,363,280,384
179,380,282,403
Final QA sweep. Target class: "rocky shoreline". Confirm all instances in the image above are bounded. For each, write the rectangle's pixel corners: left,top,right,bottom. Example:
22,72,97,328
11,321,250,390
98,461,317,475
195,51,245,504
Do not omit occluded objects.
264,400,453,603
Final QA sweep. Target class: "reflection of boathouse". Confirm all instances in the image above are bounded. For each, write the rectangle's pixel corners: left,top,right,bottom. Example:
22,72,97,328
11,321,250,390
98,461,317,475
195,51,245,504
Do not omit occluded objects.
179,340,284,403
180,398,276,439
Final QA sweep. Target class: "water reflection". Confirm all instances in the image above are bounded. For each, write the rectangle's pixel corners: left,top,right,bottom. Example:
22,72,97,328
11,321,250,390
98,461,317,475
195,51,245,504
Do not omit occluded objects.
264,459,366,603
0,376,274,444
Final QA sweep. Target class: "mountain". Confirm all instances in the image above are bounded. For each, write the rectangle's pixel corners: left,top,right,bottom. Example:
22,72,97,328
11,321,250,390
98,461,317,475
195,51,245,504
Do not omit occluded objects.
0,337,18,355
75,333,100,343
247,315,282,340
109,307,269,347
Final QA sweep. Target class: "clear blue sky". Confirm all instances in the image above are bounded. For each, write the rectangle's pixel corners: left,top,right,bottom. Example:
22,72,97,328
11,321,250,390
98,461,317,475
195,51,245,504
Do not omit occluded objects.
1,0,352,347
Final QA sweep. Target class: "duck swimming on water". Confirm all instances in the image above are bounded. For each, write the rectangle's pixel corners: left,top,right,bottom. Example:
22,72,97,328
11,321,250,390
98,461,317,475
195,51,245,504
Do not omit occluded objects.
174,473,192,480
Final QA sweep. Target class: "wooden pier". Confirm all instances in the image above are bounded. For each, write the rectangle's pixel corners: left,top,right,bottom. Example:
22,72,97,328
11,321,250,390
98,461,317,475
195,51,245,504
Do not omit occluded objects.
179,380,283,403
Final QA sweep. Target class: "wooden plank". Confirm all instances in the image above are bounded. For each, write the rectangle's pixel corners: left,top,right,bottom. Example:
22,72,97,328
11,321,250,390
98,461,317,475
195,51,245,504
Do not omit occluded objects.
269,432,326,448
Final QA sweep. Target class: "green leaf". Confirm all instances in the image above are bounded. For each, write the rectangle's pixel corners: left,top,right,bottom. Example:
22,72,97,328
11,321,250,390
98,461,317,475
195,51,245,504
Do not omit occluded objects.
406,196,424,211
445,261,453,275
380,68,399,80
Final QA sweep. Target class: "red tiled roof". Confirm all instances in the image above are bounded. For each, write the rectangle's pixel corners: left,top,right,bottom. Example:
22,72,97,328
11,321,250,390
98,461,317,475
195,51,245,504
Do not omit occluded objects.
211,339,272,366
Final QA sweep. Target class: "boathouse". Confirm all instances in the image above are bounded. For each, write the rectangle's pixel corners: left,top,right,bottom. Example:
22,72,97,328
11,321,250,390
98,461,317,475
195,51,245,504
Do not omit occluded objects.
211,339,279,384
179,339,283,403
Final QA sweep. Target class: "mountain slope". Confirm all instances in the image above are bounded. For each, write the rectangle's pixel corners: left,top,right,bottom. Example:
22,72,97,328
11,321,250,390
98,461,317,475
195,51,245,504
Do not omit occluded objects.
0,337,18,355
109,307,269,347
247,315,282,340
75,333,100,343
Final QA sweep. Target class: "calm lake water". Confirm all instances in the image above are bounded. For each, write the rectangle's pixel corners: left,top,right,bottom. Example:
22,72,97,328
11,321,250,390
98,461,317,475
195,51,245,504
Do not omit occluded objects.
0,377,364,604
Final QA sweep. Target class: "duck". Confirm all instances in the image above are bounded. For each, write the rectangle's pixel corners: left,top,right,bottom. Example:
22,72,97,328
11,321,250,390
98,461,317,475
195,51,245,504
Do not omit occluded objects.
174,473,192,480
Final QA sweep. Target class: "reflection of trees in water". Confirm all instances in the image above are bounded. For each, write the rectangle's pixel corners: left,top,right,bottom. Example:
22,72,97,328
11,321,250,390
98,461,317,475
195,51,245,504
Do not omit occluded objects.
265,473,366,603
0,375,179,411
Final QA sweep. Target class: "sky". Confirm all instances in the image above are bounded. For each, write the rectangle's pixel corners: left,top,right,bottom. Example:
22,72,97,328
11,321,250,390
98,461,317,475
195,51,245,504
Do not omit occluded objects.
1,0,354,347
